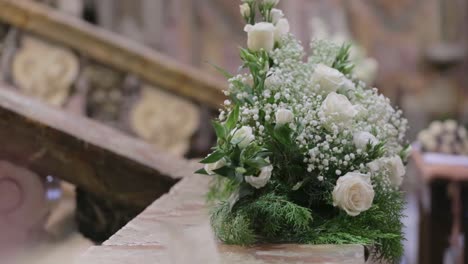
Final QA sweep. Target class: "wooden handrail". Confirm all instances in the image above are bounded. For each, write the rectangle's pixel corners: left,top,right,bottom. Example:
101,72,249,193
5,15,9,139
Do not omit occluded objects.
0,84,199,208
0,0,226,108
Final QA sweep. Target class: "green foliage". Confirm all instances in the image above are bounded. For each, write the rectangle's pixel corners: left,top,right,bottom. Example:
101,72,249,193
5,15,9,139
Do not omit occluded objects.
240,48,269,93
206,61,234,79
225,105,240,132
200,150,225,164
211,201,256,245
243,193,313,240
211,193,314,244
207,177,239,202
332,43,355,75
210,179,406,263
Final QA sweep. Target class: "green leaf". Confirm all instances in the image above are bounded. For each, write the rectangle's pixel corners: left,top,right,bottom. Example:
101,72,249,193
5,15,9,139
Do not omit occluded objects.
331,43,355,75
292,181,304,191
200,150,225,164
195,168,209,175
273,125,292,145
399,143,412,162
213,166,236,179
256,151,272,158
241,144,260,161
227,185,253,211
231,133,246,145
212,121,226,139
226,105,239,131
205,61,233,79
245,157,269,169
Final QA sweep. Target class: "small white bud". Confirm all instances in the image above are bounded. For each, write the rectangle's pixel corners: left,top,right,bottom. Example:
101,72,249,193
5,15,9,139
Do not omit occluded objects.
239,3,251,18
270,8,284,24
275,108,294,125
274,18,290,41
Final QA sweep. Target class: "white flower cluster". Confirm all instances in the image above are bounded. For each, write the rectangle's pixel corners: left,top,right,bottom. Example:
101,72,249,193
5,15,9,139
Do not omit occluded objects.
309,16,378,85
417,120,468,155
206,1,408,217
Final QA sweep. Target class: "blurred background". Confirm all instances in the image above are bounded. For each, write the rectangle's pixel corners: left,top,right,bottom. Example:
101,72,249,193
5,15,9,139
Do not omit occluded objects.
0,0,467,263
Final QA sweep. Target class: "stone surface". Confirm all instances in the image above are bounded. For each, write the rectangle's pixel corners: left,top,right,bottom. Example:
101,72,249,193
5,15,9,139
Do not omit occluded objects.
78,174,365,264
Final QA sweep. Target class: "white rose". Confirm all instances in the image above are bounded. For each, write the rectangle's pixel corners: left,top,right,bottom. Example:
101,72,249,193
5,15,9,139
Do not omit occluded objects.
204,159,226,175
384,156,405,187
428,121,443,135
458,127,467,138
332,172,375,216
240,3,250,18
444,119,457,132
274,18,290,42
353,131,379,150
354,58,378,85
275,108,294,125
367,159,381,172
231,126,255,149
320,92,358,126
245,165,273,189
342,78,356,91
270,8,284,24
244,22,275,52
311,64,346,94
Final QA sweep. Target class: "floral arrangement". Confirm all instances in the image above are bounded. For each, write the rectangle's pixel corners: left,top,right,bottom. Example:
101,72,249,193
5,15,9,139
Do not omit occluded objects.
417,120,468,155
309,16,379,85
197,0,409,262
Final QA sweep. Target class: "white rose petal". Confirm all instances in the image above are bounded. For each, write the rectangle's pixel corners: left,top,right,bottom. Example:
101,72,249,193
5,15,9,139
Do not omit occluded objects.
354,58,378,85
275,108,294,125
204,159,226,175
444,119,457,132
244,22,275,52
332,172,375,216
342,78,356,91
428,121,443,135
311,64,346,94
385,156,405,187
240,3,250,18
353,131,379,150
270,8,284,24
231,126,255,149
274,18,290,41
320,92,358,127
458,127,467,138
367,159,382,172
245,165,273,189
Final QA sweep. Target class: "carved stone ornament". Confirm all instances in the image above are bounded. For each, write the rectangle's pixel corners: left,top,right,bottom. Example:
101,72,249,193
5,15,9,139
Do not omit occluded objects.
130,86,200,156
82,64,124,122
12,36,79,106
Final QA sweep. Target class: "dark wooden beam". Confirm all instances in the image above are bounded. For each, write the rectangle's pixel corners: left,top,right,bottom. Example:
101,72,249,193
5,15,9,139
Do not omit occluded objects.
0,85,199,208
0,0,226,108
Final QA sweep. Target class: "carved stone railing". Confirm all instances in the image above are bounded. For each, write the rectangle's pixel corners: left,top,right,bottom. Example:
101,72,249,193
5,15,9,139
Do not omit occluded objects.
0,0,227,159
0,0,229,243
0,0,226,108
